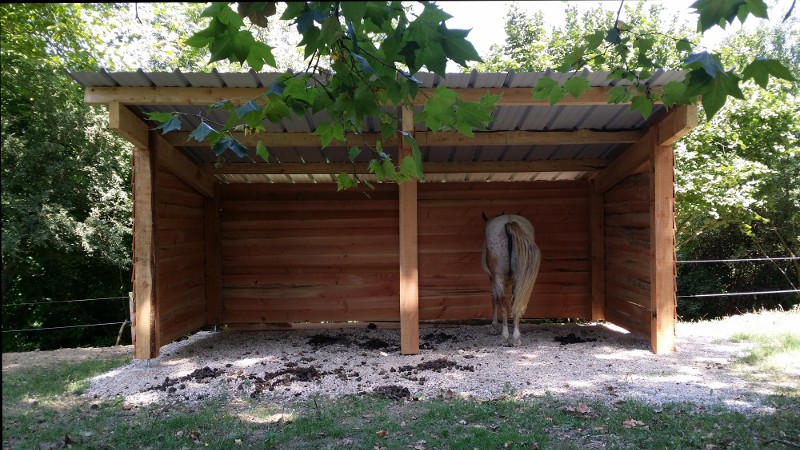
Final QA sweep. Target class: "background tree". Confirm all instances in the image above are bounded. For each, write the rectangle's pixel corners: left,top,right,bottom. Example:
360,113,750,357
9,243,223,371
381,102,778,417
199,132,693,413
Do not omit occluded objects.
1,4,134,351
527,0,796,120
478,1,697,73
675,20,799,319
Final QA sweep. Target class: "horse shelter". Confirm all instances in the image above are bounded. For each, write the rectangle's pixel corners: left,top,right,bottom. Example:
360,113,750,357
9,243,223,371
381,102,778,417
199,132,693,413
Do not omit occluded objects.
69,69,697,359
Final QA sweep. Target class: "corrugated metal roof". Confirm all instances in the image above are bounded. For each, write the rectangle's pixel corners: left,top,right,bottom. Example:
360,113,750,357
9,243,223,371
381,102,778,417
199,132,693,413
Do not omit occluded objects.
68,69,686,183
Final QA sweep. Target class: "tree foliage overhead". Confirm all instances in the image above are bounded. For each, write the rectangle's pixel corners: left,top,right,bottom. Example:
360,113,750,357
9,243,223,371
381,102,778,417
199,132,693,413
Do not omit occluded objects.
148,1,500,190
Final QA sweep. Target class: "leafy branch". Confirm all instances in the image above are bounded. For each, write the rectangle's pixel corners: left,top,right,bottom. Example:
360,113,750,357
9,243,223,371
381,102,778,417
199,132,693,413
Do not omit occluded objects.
147,1,498,190
533,0,797,119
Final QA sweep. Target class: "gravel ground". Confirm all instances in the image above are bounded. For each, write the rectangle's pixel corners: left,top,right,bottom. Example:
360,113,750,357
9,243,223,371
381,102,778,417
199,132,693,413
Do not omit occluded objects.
51,308,797,413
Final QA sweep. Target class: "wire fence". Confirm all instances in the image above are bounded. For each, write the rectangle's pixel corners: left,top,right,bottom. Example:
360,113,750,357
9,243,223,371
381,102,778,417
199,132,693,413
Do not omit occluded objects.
2,257,798,334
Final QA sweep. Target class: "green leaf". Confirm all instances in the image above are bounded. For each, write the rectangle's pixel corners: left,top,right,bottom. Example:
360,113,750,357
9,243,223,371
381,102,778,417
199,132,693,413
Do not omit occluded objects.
256,140,269,162
315,122,345,148
533,77,563,105
660,81,689,108
608,85,633,104
236,100,260,119
742,58,797,88
145,111,176,123
336,172,358,191
690,0,746,31
605,27,621,44
676,38,693,53
153,115,182,134
564,76,590,99
631,95,654,119
246,41,276,71
188,122,216,142
340,2,368,23
368,158,385,180
263,96,291,122
697,71,743,119
744,0,769,19
441,27,482,68
348,146,361,162
685,51,725,78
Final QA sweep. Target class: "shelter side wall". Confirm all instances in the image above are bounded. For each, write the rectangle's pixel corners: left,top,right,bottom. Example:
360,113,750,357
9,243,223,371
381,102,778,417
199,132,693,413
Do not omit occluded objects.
603,170,652,337
155,168,208,345
218,184,401,324
418,181,593,320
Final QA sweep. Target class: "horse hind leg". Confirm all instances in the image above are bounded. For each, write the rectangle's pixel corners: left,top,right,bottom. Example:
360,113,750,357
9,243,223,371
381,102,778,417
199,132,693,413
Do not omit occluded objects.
490,276,503,335
511,314,522,347
501,292,511,345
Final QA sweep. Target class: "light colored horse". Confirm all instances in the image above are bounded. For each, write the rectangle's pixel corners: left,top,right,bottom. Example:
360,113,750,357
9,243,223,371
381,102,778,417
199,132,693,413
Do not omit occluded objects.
481,213,542,346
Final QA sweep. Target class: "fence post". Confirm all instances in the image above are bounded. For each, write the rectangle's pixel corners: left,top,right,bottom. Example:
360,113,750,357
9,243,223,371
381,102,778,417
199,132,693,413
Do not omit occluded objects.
128,292,135,347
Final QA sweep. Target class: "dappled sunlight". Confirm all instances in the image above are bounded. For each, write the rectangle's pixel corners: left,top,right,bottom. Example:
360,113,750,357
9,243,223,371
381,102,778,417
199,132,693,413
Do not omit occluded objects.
71,312,799,413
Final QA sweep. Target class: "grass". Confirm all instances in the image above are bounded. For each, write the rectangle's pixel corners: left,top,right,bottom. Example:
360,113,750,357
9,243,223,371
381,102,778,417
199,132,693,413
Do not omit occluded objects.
3,312,800,450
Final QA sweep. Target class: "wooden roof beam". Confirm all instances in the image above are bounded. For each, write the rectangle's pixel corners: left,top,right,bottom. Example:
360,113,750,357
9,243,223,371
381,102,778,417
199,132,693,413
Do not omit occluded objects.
166,129,645,148
107,101,216,197
85,86,633,107
593,104,697,194
202,159,609,175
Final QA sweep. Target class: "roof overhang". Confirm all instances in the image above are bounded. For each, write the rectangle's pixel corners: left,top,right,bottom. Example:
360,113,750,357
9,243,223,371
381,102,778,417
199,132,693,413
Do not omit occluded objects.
69,69,697,185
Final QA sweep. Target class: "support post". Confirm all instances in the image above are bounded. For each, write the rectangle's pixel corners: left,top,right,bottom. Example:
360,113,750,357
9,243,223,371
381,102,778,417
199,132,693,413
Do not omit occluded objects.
132,132,159,359
399,106,419,355
650,140,677,353
589,183,606,321
204,183,222,327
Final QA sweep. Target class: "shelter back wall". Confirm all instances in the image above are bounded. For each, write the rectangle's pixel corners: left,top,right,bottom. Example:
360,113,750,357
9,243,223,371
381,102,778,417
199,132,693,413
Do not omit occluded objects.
217,180,592,326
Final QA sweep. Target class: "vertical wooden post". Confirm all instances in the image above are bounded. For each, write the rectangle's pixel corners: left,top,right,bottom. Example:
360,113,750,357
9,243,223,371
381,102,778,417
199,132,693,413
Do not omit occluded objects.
589,183,606,321
132,131,159,359
399,106,419,354
204,184,222,327
650,139,677,353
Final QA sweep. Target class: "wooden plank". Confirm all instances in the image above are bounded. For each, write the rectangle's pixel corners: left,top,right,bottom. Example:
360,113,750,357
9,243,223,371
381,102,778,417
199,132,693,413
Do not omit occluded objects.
399,106,419,355
650,144,677,353
85,86,622,107
173,129,643,148
132,137,159,359
153,134,215,198
205,185,222,327
658,104,697,146
203,159,611,175
590,185,606,321
594,128,654,194
108,101,149,149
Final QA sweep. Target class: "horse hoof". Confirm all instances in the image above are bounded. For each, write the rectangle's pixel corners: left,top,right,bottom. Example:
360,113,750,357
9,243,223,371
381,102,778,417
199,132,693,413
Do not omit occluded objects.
512,339,522,347
489,327,500,336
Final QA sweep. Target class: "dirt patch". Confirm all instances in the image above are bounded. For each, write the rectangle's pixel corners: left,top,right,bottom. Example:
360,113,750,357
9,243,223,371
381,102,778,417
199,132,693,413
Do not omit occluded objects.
554,332,598,345
1,345,132,373
3,309,799,413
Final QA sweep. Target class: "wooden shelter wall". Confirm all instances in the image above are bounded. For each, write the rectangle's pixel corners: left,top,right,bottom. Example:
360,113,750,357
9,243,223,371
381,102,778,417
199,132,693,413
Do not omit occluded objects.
155,168,208,344
219,184,401,324
215,181,592,326
603,170,652,337
418,181,593,320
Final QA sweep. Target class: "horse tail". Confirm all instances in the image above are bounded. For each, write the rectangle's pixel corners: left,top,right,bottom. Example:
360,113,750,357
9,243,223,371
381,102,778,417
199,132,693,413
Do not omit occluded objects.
506,221,541,320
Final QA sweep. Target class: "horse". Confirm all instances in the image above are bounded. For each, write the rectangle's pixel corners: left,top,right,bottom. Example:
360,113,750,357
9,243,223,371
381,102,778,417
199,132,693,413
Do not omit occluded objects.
480,213,542,346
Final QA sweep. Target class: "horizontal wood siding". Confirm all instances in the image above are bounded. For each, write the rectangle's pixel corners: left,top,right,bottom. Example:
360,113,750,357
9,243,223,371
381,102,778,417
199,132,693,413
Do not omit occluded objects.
604,171,652,336
156,169,207,344
220,184,400,324
418,181,592,320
